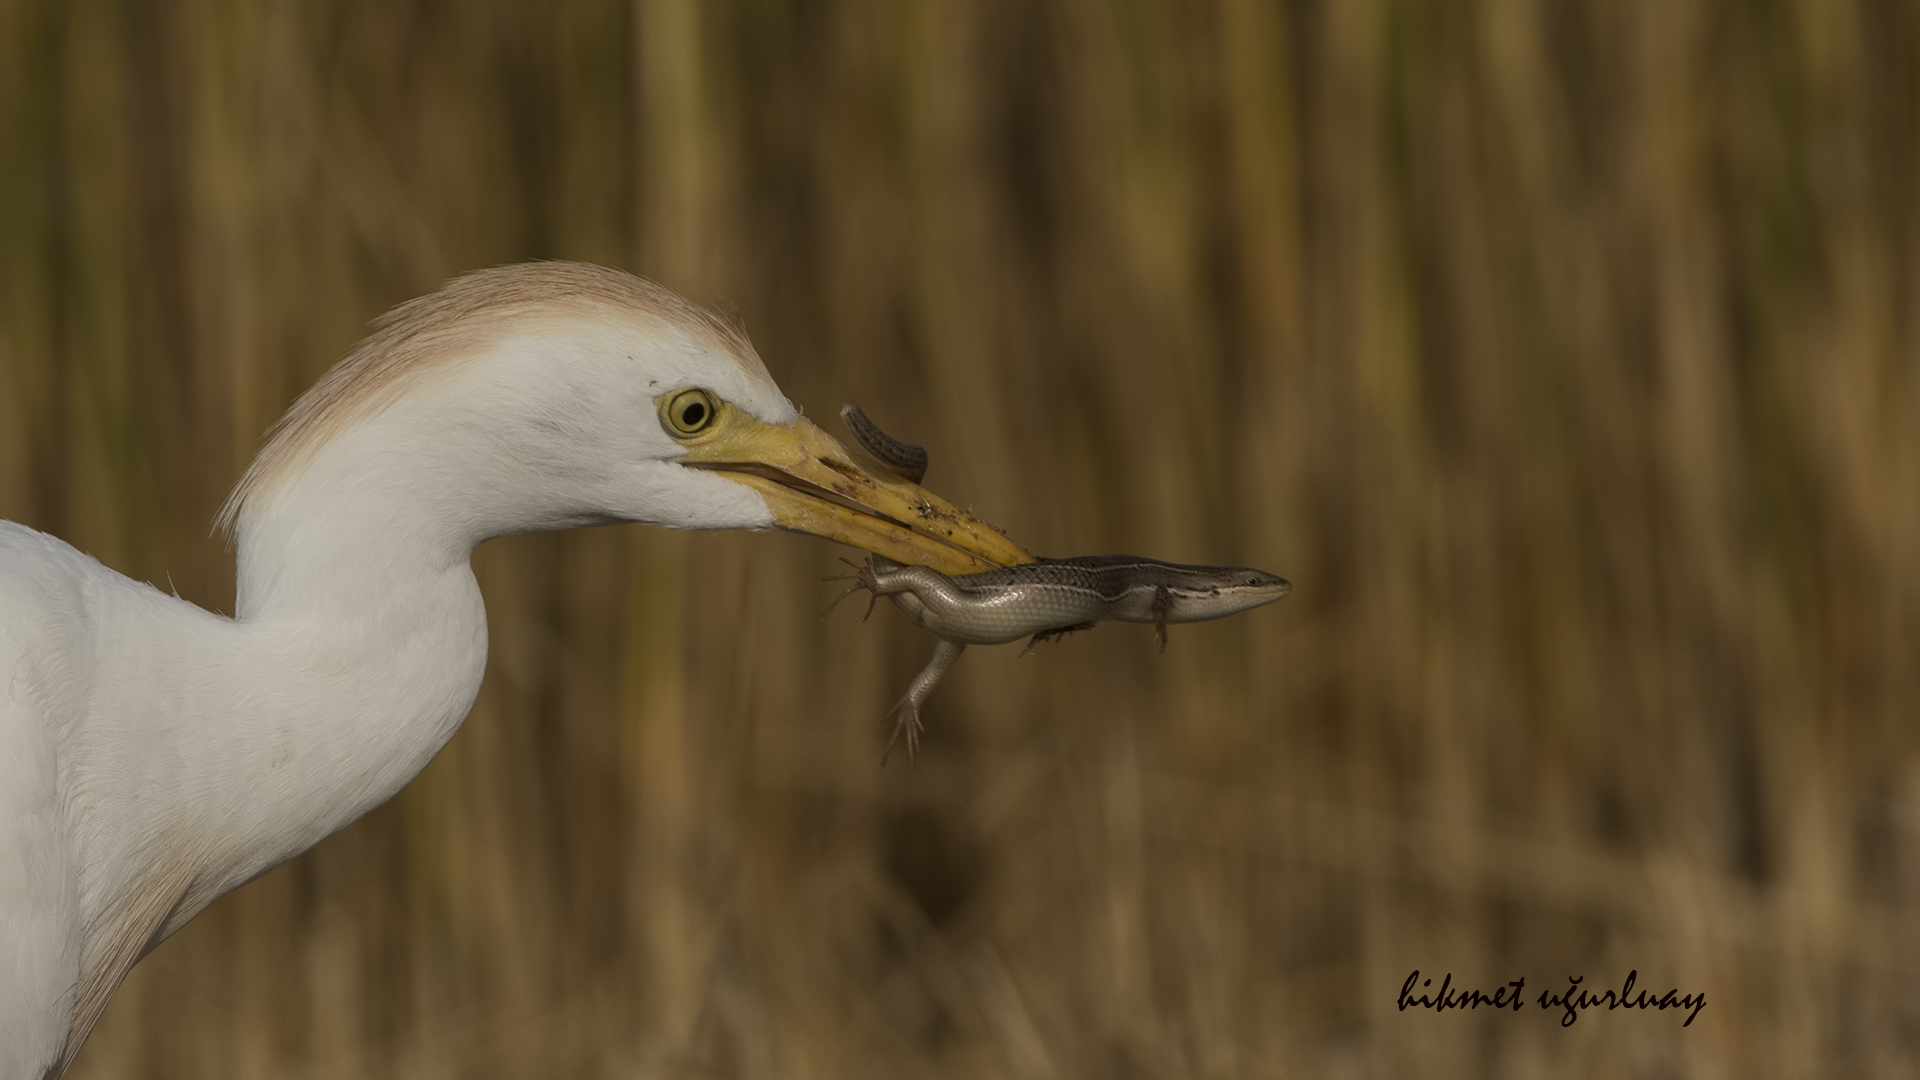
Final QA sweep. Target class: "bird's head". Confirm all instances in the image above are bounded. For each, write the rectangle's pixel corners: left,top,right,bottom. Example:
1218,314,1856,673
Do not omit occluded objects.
221,262,1030,575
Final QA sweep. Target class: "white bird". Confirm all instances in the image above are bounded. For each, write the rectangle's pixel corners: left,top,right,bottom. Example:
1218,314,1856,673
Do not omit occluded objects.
0,262,1031,1078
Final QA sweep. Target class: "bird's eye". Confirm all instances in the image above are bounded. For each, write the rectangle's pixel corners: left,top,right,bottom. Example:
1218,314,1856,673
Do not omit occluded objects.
662,388,718,436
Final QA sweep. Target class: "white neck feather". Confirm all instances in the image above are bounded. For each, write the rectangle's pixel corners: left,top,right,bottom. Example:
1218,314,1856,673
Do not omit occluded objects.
55,414,497,1059
112,435,498,937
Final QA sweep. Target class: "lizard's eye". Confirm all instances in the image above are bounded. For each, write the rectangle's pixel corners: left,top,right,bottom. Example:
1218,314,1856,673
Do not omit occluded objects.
1246,576,1262,586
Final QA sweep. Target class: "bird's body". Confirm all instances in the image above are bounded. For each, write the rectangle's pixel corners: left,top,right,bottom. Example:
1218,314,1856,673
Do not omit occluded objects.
0,516,487,1074
0,262,1030,1077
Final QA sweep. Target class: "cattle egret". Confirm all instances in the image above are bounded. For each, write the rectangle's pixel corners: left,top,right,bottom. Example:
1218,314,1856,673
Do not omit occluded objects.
0,262,1032,1076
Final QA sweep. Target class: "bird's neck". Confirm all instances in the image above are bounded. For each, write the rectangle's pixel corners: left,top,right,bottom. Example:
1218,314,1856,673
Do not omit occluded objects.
158,450,495,923
60,420,504,1055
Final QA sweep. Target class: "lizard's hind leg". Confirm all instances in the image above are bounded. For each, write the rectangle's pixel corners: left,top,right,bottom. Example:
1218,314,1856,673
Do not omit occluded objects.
883,639,966,764
1151,585,1173,650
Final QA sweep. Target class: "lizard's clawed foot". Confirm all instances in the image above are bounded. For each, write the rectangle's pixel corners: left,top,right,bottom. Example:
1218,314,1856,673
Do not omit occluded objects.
1151,584,1172,652
1018,622,1098,658
822,557,882,620
857,559,884,613
880,639,964,766
882,697,926,765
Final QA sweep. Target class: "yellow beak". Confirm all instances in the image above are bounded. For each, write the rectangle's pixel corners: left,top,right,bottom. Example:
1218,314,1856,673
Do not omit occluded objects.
672,400,1033,574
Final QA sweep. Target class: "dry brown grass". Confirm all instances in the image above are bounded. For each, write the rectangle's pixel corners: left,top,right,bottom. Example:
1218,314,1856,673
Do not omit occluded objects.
2,1,1917,1075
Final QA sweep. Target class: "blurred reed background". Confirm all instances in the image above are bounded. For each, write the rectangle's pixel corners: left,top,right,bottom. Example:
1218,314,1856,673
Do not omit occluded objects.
2,0,1916,1076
